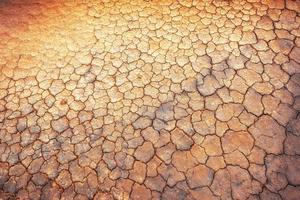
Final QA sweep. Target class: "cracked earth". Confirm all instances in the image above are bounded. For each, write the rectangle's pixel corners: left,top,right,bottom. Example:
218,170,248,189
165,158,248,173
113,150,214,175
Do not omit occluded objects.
0,0,300,199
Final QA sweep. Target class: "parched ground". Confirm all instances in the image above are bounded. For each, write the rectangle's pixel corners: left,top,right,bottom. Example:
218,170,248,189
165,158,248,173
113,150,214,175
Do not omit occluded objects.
0,0,300,199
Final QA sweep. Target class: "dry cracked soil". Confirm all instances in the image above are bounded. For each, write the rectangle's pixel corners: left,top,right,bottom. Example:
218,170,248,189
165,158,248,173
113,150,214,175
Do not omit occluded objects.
0,0,300,199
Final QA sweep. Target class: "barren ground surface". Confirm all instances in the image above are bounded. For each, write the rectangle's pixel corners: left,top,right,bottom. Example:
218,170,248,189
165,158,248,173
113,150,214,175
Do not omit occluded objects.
0,0,300,199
